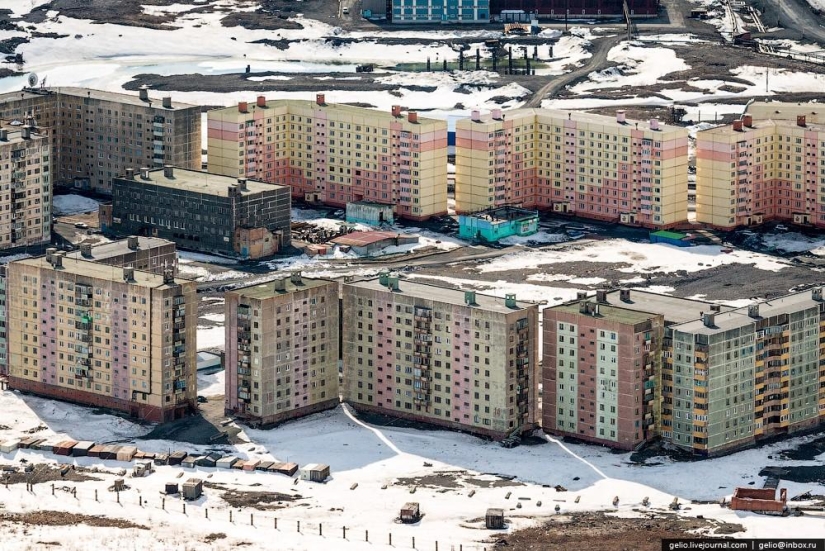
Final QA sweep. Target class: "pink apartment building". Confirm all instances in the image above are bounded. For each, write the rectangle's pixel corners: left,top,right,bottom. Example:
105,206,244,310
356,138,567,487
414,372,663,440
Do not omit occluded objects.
207,96,448,221
455,109,689,228
696,114,825,229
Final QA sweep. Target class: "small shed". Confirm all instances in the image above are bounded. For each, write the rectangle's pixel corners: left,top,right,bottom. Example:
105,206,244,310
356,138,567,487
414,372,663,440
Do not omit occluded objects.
271,462,299,476
117,446,138,462
72,441,95,457
181,455,201,469
168,451,187,466
243,459,261,471
100,445,120,460
0,440,20,453
485,508,505,529
182,478,203,500
88,444,105,458
216,456,239,469
154,453,169,466
197,453,222,468
346,200,394,226
19,437,41,449
28,438,49,451
54,440,78,456
164,482,179,495
400,502,421,523
649,230,691,247
232,459,248,470
132,461,154,478
256,461,274,471
299,463,330,482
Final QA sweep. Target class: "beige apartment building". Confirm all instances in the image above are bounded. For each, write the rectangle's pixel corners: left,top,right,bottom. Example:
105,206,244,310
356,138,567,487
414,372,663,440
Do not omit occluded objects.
696,114,825,229
342,273,539,439
207,95,448,220
455,108,689,228
0,87,201,193
0,122,51,250
6,249,198,422
224,273,340,425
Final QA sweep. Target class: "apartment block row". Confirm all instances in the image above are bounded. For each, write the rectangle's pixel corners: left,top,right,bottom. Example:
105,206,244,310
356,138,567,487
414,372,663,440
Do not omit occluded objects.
223,272,539,439
543,288,825,456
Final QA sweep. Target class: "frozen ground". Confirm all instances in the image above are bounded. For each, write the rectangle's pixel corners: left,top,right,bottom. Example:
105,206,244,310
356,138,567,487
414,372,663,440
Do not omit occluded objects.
470,239,790,275
52,194,100,216
1,391,824,550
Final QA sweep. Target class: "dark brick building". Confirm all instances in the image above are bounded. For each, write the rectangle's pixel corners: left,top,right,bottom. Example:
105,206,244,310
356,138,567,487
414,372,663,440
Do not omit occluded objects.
111,166,290,259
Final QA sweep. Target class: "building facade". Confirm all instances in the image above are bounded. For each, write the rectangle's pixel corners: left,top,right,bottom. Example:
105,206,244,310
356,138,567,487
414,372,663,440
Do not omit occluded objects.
207,96,448,221
390,0,489,23
110,166,291,258
0,87,201,194
0,123,51,251
543,296,664,450
489,0,659,18
696,114,825,229
455,109,689,228
5,249,198,422
342,274,539,439
663,290,825,456
224,273,339,425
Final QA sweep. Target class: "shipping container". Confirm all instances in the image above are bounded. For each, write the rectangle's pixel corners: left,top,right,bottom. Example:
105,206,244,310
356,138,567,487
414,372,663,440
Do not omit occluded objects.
72,441,96,457
216,456,239,469
54,440,78,456
0,440,20,453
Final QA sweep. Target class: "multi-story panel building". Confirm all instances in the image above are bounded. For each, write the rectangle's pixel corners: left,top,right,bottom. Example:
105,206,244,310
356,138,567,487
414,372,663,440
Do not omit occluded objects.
0,87,201,194
543,295,664,450
0,123,51,251
207,95,448,221
0,265,6,375
390,0,489,23
66,236,178,275
111,166,290,258
696,114,825,229
455,109,689,228
224,273,339,425
489,0,659,18
6,249,198,422
663,289,825,456
747,101,825,125
342,273,539,439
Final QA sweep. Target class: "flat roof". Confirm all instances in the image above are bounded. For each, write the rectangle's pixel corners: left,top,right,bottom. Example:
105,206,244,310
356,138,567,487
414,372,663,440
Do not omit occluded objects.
232,276,335,300
0,87,196,110
600,289,723,325
458,108,682,133
650,230,687,240
700,118,825,136
66,237,174,261
12,255,187,289
466,205,538,222
119,168,286,197
672,288,822,335
333,231,405,247
212,99,445,125
347,277,536,313
552,301,659,326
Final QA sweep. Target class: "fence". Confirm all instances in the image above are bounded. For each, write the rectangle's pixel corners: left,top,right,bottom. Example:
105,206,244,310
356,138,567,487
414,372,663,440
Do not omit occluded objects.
5,479,493,551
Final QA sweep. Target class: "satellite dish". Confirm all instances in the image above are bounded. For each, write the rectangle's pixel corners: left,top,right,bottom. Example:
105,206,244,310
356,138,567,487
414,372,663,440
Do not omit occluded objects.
27,73,38,88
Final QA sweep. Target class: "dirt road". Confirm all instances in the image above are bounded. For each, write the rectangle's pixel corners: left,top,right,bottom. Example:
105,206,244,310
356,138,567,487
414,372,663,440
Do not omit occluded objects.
525,35,623,108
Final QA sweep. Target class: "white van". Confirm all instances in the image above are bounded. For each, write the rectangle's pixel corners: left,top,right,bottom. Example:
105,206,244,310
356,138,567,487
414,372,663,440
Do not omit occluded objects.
342,7,349,14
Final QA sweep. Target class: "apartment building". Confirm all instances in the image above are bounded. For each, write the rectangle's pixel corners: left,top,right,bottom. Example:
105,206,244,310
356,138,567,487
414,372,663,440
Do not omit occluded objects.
224,273,339,425
0,123,51,251
455,108,689,228
663,289,825,456
111,166,290,258
342,273,539,439
543,293,664,450
5,249,198,422
0,87,200,193
390,0,489,23
696,114,825,229
66,236,178,275
748,101,825,125
490,0,660,18
207,95,448,221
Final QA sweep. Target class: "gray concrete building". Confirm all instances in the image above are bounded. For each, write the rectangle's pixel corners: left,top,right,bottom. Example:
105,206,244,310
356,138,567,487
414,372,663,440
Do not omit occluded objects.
110,166,290,259
0,87,201,194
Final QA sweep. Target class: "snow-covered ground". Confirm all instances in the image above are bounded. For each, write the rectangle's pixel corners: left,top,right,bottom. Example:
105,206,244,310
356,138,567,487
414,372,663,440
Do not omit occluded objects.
52,194,100,216
1,390,824,550
196,368,226,397
471,239,789,275
570,43,690,93
197,325,226,350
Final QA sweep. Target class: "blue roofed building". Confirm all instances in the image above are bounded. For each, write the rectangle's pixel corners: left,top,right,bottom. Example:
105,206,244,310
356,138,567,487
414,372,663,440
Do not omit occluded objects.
391,0,490,23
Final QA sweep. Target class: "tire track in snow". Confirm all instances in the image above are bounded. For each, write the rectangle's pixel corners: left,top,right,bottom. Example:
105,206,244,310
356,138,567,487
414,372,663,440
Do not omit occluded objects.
544,434,609,480
342,403,404,455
